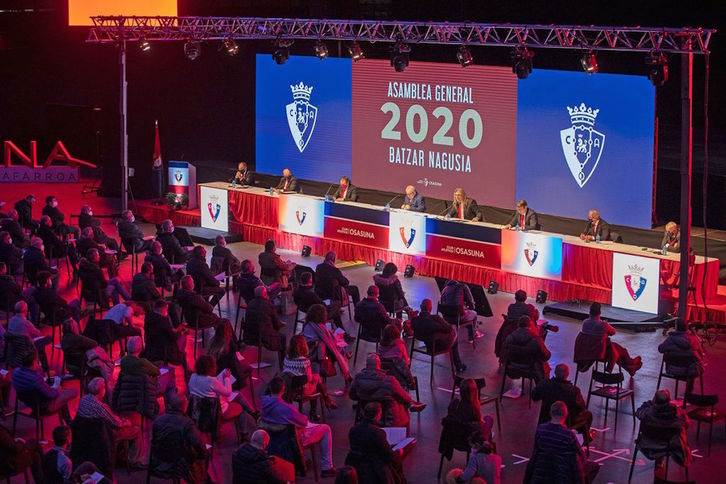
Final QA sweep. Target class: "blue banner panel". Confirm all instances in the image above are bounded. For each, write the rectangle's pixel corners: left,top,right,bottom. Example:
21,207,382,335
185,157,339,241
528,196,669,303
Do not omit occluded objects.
324,201,390,227
425,217,502,245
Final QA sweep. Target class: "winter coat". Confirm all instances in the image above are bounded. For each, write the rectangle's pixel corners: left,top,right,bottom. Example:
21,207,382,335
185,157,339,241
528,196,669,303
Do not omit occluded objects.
349,368,412,427
111,371,159,418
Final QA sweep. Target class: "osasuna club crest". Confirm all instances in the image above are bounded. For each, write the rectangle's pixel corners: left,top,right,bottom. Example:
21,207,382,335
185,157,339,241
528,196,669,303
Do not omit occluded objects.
624,263,647,301
399,226,416,248
524,242,538,266
286,81,318,153
296,210,307,226
207,202,221,222
560,102,605,188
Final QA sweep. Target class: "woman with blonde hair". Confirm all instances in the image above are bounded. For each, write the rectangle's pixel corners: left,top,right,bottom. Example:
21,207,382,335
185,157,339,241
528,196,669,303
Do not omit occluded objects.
446,188,483,222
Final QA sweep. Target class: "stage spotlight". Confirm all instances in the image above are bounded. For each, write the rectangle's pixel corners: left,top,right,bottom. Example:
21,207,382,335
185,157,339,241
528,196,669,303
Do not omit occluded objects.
272,39,292,65
390,39,411,72
487,281,499,294
646,51,669,87
404,265,415,278
139,39,151,52
184,40,201,61
374,259,385,272
301,245,312,257
314,40,328,60
511,46,534,79
536,290,548,304
580,51,598,74
457,45,473,67
224,38,239,56
348,41,364,62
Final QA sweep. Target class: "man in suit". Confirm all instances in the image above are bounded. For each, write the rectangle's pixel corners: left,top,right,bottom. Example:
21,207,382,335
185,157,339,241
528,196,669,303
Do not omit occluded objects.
507,289,540,322
354,285,397,342
229,161,255,186
662,221,681,252
504,199,538,230
144,241,181,291
41,196,79,240
117,210,153,253
446,188,483,222
77,227,118,277
131,262,162,306
14,194,37,231
275,168,298,193
1,210,26,248
37,216,78,269
580,209,611,242
293,271,349,336
401,185,425,212
212,235,241,275
23,237,59,290
244,286,286,368
78,248,129,305
157,219,190,264
175,275,219,331
532,363,593,440
315,251,361,305
411,298,465,373
78,205,119,252
186,245,225,307
332,176,358,202
0,231,23,275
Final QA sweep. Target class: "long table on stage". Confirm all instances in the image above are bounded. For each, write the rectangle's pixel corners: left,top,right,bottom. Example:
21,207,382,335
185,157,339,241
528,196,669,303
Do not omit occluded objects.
195,181,719,310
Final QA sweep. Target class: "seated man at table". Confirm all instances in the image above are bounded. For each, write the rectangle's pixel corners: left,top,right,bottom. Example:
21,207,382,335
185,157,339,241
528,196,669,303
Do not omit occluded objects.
401,185,425,212
275,168,298,193
333,176,359,202
580,209,611,242
157,219,191,264
446,188,483,222
229,161,255,186
503,199,538,230
662,221,681,253
582,302,642,376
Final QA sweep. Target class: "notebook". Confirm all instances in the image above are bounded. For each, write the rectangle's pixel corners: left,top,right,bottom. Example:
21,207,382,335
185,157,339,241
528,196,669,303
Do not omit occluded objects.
383,427,416,452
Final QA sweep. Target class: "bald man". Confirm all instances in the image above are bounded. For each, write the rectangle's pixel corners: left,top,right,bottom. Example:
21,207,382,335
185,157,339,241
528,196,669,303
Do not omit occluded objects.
401,185,425,212
275,168,298,193
580,209,611,242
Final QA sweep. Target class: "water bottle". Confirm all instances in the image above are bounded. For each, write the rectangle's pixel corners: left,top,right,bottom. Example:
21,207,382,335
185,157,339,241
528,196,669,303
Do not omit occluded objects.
595,233,600,244
385,203,391,211
230,179,237,189
662,243,669,255
269,187,274,196
445,213,451,220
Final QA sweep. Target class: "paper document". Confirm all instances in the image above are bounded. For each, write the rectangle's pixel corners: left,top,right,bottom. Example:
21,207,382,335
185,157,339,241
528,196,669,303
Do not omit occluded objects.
383,427,416,451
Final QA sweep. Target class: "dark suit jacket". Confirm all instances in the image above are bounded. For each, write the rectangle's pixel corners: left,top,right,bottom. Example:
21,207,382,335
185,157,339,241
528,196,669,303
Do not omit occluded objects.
237,273,263,303
78,212,101,230
22,246,52,279
403,192,425,212
354,297,394,340
131,273,161,303
293,285,324,313
78,259,107,300
315,261,350,300
14,199,33,229
143,311,179,363
506,208,539,230
41,205,65,230
333,184,359,202
582,218,611,241
662,230,681,252
411,312,455,354
175,287,214,316
0,242,23,273
229,170,255,185
1,219,25,247
157,232,188,263
0,274,22,306
37,225,64,258
117,219,145,249
186,254,220,290
76,237,101,259
532,377,588,426
275,175,299,192
244,297,282,341
145,252,173,287
447,198,483,221
211,245,240,273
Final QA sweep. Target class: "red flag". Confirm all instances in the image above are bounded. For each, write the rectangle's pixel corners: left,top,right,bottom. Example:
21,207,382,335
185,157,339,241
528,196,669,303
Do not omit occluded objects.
152,120,162,170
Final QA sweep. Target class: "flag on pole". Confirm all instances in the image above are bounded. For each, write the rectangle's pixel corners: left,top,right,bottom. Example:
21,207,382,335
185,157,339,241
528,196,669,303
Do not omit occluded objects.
151,120,164,199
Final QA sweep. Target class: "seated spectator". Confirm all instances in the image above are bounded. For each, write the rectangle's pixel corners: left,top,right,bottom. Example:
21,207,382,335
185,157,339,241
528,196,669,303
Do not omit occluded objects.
42,425,101,484
232,429,295,484
440,279,480,342
117,210,153,254
12,349,77,425
150,394,209,484
532,364,593,441
260,376,337,477
34,270,82,322
131,262,162,309
8,301,52,373
411,298,466,373
37,215,78,268
582,302,642,376
78,248,130,306
506,289,539,322
446,430,502,484
283,334,339,413
188,354,243,420
294,271,348,337
157,219,190,264
243,285,286,369
0,261,22,308
186,246,225,307
0,231,24,274
447,378,494,437
207,319,252,391
104,301,143,340
23,237,60,290
175,275,219,333
315,251,361,305
658,318,704,395
377,324,415,391
524,401,600,483
350,354,424,428
118,335,175,400
345,402,405,484
144,241,181,291
0,422,43,483
14,194,37,231
335,466,360,484
258,239,296,288
61,318,114,393
79,205,119,252
635,389,691,479
302,304,351,383
212,234,241,275
355,285,397,343
237,259,281,303
77,377,143,468
503,316,552,383
1,211,26,248
77,227,118,277
373,262,408,317
143,299,189,376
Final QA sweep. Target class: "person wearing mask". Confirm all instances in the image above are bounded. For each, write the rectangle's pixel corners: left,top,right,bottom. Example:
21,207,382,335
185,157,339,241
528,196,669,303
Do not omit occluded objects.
400,185,425,212
354,285,398,345
175,275,220,332
229,161,255,186
77,227,118,277
293,271,350,339
188,355,243,420
14,194,37,231
0,231,23,274
117,210,153,253
237,259,281,303
79,205,119,252
506,289,540,322
1,211,26,248
503,315,552,384
503,199,538,231
446,378,494,437
157,219,191,264
258,239,296,288
104,301,143,340
37,215,78,269
372,262,408,318
61,318,114,394
41,425,100,484
446,188,483,222
8,301,52,373
78,248,130,306
144,240,181,291
661,221,681,252
42,196,78,240
186,245,225,307
131,262,162,311
411,298,466,373
143,299,189,377
23,237,60,290
333,176,359,202
581,302,642,376
377,324,415,392
207,319,254,395
315,251,361,305
580,209,611,242
275,168,298,193
212,235,241,275
0,261,22,308
657,318,705,396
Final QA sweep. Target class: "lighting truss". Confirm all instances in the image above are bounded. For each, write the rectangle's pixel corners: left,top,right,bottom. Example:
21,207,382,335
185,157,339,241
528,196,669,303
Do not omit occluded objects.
87,17,714,54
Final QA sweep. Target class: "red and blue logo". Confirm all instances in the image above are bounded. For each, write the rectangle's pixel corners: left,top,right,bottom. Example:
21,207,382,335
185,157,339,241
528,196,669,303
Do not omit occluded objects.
399,227,416,248
296,210,307,225
207,202,221,222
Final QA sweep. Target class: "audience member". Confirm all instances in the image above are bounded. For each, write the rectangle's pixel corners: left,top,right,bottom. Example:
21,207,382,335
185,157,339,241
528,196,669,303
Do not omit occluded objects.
315,251,360,304
41,425,100,484
104,301,143,340
658,318,704,396
144,240,181,290
258,239,296,288
37,215,78,268
411,298,466,373
119,335,175,398
446,430,502,484
157,219,190,264
440,279,480,342
532,364,593,440
23,237,60,289
143,299,189,375
79,248,130,306
212,235,241,275
294,271,350,339
77,227,118,277
302,304,352,382
8,300,52,373
237,259,281,303
346,402,405,484
232,429,294,484
373,262,408,317
186,245,225,307
34,270,82,322
79,205,119,252
207,319,252,391
244,285,286,369
355,285,397,344
117,210,153,253
506,289,539,322
0,261,22,307
0,231,24,273
1,211,26,247
42,196,78,239
61,318,115,392
582,302,642,376
0,422,43,482
377,324,416,391
131,261,162,308
283,334,339,413
188,355,243,420
447,378,494,438
503,316,552,383
175,275,219,333
14,194,37,231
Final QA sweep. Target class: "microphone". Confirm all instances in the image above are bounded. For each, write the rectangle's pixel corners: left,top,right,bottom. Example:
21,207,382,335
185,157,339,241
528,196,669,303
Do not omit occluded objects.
384,194,399,210
437,202,451,217
323,184,335,201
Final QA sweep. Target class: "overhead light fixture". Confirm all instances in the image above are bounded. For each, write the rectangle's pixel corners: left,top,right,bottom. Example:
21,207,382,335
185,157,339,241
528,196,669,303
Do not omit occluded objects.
511,46,534,79
580,51,598,74
390,39,411,72
646,51,669,87
348,41,364,62
314,40,328,60
272,38,292,65
184,40,201,61
224,38,239,56
139,39,151,52
457,45,473,67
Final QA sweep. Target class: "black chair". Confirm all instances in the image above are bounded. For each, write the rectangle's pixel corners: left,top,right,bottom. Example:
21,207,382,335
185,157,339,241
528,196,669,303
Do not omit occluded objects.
685,393,724,456
12,393,65,442
263,422,319,481
375,281,402,317
628,422,689,483
78,279,105,319
121,237,140,274
409,334,453,386
233,294,247,338
293,306,307,335
210,256,240,302
39,304,63,363
241,326,283,376
451,374,501,434
179,305,208,360
437,415,475,479
186,394,242,446
353,321,381,365
498,345,540,408
656,352,704,402
283,372,326,423
381,356,420,402
192,275,222,317
145,445,182,484
437,302,476,350
586,369,635,433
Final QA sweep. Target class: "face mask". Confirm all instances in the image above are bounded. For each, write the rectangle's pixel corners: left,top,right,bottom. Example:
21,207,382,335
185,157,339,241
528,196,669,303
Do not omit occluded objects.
130,216,135,223
88,211,93,216
51,201,58,208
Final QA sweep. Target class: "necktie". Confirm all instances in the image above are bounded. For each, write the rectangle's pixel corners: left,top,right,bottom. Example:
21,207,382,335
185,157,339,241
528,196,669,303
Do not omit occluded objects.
458,203,463,218
284,179,289,190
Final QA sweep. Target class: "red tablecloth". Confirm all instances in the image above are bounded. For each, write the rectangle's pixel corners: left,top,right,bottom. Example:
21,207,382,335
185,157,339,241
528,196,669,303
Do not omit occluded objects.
228,189,278,228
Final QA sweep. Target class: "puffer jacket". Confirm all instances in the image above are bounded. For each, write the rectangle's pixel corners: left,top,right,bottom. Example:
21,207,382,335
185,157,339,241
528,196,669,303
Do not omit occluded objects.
349,368,412,427
111,372,159,418
658,331,704,377
373,274,406,312
503,327,551,381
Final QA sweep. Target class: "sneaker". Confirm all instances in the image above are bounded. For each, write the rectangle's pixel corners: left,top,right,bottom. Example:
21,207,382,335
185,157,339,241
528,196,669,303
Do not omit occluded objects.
410,401,427,413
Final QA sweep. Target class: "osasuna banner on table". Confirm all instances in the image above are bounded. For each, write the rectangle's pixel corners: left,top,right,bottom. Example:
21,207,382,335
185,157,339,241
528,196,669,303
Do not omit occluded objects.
611,253,660,314
501,230,563,280
388,209,427,256
279,194,325,237
200,186,229,232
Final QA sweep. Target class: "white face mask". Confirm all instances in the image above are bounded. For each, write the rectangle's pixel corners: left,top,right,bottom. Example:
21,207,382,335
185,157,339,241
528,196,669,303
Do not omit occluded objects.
88,211,93,216
130,216,135,223
51,201,58,208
